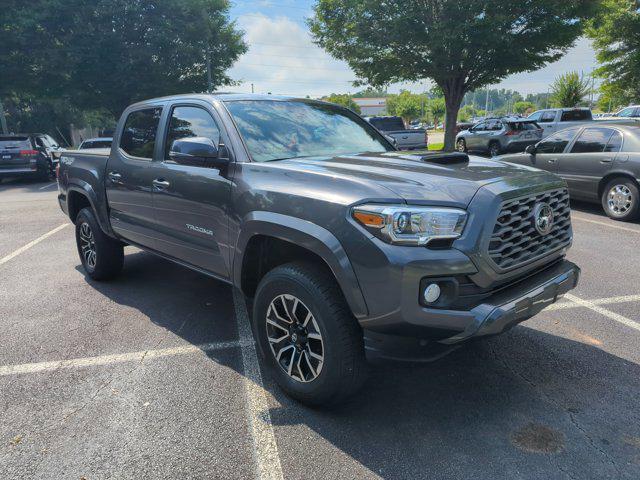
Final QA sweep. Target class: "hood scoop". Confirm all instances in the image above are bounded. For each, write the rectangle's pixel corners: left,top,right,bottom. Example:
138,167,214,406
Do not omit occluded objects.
413,152,469,165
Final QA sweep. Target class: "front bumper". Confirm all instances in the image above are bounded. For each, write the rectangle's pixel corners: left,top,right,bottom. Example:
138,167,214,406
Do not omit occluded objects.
363,259,580,361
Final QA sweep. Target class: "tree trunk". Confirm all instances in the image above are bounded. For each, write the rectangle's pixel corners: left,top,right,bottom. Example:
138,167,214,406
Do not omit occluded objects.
441,78,466,152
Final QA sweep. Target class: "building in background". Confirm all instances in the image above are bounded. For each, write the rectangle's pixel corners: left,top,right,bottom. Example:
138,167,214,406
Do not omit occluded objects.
353,97,387,116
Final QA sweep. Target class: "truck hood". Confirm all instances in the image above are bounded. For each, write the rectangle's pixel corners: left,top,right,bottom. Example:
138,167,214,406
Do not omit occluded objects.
278,151,553,207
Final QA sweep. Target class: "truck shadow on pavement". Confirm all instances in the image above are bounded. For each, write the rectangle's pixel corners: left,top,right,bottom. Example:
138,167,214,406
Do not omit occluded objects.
79,250,640,480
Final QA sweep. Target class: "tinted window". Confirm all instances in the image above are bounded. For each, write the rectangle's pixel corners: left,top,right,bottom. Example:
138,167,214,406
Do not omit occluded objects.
80,140,112,149
605,131,623,152
560,110,591,121
508,122,539,131
617,107,636,118
119,108,162,159
165,106,221,159
369,117,405,131
540,111,556,123
225,100,391,162
537,128,579,154
570,128,615,153
0,137,31,149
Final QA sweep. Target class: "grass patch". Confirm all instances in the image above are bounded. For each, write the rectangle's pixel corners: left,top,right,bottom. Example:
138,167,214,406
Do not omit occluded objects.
428,143,444,151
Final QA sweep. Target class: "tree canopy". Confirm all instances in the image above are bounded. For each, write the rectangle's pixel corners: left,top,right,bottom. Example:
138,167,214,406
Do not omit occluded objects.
310,0,598,150
1,0,247,117
323,93,361,113
588,0,640,106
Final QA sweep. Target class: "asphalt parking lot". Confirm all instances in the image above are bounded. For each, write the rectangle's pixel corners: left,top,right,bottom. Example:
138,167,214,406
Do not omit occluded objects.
1,177,640,480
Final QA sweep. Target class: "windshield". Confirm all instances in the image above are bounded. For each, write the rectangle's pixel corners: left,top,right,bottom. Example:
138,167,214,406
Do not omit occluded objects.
225,100,392,162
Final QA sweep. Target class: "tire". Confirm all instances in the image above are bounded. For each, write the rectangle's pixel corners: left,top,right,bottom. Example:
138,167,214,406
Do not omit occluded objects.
488,141,501,157
252,262,367,406
456,138,467,153
75,207,124,280
601,178,640,222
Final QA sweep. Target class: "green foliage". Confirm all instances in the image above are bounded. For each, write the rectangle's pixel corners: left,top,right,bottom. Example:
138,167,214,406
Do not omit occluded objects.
310,0,596,149
457,105,478,122
352,87,388,98
386,91,426,121
0,0,247,116
513,101,537,115
597,82,629,112
429,98,446,126
587,0,640,106
323,93,361,113
549,72,592,107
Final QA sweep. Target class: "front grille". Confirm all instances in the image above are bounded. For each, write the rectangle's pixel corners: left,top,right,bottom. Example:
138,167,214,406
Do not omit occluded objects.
488,188,571,270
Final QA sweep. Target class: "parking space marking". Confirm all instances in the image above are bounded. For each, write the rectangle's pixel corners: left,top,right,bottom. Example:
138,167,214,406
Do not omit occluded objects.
233,289,284,480
38,182,57,190
0,340,250,377
547,294,640,311
565,293,640,333
571,215,640,234
0,223,69,266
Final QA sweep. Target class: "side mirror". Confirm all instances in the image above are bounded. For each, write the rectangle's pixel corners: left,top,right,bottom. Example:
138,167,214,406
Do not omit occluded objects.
525,144,537,155
384,135,398,149
169,137,227,168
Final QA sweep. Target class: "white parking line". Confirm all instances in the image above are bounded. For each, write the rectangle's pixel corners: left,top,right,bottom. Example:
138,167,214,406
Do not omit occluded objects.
547,294,640,311
0,340,247,377
38,182,57,190
233,289,284,480
571,214,640,234
565,293,640,333
0,223,69,266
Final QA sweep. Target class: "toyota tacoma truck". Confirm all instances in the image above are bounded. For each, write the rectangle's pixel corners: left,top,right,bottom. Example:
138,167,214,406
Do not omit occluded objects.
57,94,580,405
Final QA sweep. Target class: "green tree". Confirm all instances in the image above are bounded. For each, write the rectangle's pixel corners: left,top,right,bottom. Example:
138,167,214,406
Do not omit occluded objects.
0,0,247,117
429,98,446,128
457,105,478,122
309,0,596,150
587,0,640,106
597,83,629,112
324,93,361,113
549,72,592,107
386,90,424,122
513,101,537,115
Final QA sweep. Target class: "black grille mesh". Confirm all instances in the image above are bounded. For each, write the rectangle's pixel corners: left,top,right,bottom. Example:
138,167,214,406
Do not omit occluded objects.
488,189,572,270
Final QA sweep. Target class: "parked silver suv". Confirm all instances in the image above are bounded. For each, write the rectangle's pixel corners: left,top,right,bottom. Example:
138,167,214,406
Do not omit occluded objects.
456,117,543,157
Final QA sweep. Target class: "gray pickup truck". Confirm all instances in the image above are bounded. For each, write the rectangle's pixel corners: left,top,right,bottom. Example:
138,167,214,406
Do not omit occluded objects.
58,94,580,405
365,116,428,150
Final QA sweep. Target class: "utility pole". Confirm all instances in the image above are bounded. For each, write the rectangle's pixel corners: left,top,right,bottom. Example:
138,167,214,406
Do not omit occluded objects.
0,99,7,134
484,88,490,117
205,53,213,93
251,83,255,94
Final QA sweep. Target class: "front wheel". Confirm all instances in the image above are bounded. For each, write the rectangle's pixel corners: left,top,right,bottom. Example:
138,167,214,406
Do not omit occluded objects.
456,138,467,153
252,262,367,406
601,178,640,222
488,141,501,157
75,207,124,280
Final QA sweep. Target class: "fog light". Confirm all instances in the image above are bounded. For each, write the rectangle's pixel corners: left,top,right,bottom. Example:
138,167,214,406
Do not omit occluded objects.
423,283,441,304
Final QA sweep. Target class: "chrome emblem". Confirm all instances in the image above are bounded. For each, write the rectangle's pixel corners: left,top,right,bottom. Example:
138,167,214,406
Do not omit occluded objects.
533,203,554,236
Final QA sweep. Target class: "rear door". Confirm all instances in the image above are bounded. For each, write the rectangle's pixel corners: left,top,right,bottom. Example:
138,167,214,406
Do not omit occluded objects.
149,102,233,278
105,106,163,248
557,127,621,200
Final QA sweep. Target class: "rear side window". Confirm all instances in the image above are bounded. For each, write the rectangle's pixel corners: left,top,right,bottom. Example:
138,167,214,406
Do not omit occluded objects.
119,108,162,159
0,137,32,149
537,128,579,154
540,111,556,123
508,122,539,131
570,128,615,153
560,110,591,121
164,106,221,159
369,117,405,131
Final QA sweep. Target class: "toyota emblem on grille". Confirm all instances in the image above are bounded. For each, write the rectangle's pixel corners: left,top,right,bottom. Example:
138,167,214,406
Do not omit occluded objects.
533,203,554,235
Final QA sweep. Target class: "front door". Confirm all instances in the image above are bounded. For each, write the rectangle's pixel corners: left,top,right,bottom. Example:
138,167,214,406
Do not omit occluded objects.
105,107,162,248
149,104,233,279
557,127,621,201
532,127,581,174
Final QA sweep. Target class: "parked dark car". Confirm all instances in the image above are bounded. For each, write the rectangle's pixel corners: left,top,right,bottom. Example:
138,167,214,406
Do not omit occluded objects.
499,124,640,221
58,94,579,405
0,133,61,181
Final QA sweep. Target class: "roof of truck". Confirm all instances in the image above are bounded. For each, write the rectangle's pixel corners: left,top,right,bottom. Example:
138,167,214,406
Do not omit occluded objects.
128,92,301,108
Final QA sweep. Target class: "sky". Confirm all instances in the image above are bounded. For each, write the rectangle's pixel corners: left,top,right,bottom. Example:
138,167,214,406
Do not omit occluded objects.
227,0,599,98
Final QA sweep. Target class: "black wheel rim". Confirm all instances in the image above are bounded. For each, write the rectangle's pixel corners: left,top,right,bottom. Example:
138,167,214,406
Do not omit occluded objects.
265,294,324,383
79,222,97,269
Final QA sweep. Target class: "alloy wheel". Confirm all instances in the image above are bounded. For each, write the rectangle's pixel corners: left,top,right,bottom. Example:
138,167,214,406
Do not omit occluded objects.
79,222,97,269
607,184,633,215
265,294,324,383
457,140,465,152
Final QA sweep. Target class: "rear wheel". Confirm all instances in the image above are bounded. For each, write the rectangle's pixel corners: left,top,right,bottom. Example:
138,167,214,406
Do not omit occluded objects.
456,138,467,153
252,262,367,406
601,178,640,222
488,141,501,157
75,207,124,280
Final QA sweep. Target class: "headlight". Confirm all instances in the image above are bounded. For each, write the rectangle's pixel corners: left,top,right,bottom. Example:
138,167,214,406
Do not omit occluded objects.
352,204,467,246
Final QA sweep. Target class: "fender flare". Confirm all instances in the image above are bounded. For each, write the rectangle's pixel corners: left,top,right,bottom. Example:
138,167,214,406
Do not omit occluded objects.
67,180,116,237
233,211,368,319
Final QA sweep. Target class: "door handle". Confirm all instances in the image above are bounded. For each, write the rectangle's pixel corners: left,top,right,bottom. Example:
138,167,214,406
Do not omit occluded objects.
547,158,558,164
152,178,170,190
600,157,613,164
108,171,122,183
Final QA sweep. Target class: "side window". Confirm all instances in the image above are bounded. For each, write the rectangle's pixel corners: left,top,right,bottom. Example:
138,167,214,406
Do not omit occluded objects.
605,131,623,152
119,108,162,159
570,128,614,154
617,107,635,118
473,122,487,131
537,128,579,154
164,106,221,160
540,111,556,123
527,112,541,122
560,110,591,121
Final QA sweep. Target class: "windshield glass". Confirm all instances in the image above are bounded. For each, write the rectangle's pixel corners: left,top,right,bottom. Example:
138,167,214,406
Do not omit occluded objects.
225,100,392,162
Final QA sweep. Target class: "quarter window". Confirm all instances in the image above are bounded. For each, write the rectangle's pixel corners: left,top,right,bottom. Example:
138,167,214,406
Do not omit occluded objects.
119,108,162,159
570,128,615,154
165,106,221,160
605,131,623,152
